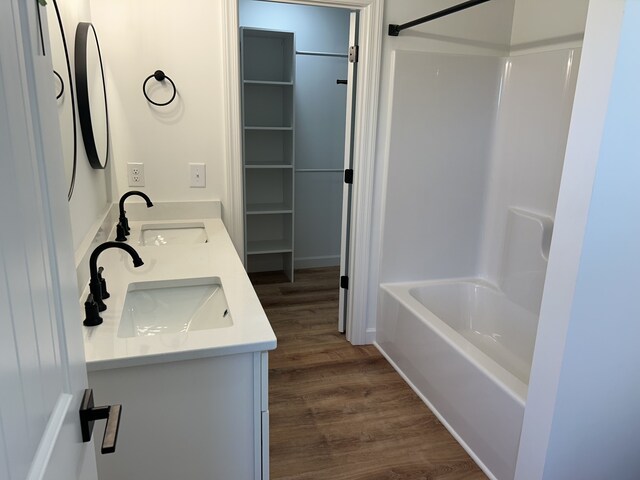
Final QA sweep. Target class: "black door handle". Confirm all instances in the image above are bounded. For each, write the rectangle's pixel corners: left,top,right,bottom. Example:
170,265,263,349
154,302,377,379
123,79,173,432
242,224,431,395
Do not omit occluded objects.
336,79,348,85
79,389,122,454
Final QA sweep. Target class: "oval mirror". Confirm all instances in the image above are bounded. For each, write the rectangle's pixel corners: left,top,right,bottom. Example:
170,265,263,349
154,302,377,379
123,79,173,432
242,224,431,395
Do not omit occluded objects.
48,0,77,199
75,22,109,169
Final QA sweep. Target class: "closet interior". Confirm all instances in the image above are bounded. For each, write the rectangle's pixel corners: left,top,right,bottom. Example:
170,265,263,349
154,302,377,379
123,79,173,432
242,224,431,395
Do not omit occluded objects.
239,0,351,283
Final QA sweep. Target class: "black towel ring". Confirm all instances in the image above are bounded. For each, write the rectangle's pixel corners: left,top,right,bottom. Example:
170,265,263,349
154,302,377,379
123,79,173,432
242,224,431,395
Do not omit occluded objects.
143,70,177,106
54,70,65,99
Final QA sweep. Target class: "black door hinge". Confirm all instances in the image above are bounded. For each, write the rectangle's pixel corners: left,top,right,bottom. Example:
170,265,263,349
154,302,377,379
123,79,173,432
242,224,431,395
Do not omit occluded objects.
340,276,349,289
344,169,354,184
349,45,359,63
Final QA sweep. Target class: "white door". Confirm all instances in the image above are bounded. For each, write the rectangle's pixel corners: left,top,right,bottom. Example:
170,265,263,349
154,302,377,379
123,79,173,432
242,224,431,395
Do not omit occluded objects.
1,1,98,479
338,11,358,333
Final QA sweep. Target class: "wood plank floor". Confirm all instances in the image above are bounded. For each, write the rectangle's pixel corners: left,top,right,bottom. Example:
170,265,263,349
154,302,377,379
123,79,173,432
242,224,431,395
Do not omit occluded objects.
250,267,486,480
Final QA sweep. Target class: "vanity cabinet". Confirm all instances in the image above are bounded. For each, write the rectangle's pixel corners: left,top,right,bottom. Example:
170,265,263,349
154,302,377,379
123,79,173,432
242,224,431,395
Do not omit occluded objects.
241,28,296,281
88,351,269,480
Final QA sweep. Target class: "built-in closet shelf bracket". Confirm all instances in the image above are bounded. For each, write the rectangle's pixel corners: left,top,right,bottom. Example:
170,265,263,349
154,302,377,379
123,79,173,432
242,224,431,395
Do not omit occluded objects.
388,0,492,36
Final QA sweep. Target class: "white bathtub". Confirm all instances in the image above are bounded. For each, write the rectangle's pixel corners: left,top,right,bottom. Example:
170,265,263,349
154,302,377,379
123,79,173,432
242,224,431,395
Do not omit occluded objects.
378,278,538,480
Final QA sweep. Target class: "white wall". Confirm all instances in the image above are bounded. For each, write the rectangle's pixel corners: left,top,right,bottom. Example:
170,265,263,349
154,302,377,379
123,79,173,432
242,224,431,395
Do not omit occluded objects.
89,0,228,220
515,0,632,477
510,0,590,49
48,0,110,251
544,18,640,474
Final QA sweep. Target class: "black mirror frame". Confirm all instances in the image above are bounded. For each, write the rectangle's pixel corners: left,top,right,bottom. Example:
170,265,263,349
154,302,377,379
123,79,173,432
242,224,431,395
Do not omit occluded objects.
52,0,77,200
74,22,110,170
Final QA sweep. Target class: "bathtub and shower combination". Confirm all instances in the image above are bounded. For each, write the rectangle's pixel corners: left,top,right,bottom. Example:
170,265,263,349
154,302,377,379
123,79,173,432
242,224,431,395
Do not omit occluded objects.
376,45,580,479
377,208,552,480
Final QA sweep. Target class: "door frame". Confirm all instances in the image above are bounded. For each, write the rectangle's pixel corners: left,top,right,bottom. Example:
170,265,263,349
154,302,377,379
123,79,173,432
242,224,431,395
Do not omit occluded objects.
222,0,384,344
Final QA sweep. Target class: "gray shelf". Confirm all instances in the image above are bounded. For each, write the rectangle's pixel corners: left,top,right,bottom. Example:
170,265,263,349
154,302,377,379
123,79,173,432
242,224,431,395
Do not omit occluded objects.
242,29,294,83
245,165,293,169
241,28,296,281
244,129,293,167
246,202,293,215
245,169,293,207
244,126,293,130
247,239,293,255
243,83,294,128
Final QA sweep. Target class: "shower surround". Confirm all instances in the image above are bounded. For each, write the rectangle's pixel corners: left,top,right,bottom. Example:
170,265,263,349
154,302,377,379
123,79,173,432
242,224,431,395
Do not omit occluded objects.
376,48,580,479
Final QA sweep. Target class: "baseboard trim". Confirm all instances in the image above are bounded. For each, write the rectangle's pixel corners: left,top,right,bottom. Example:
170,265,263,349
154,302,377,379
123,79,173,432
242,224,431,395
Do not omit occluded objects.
365,327,376,345
294,255,340,270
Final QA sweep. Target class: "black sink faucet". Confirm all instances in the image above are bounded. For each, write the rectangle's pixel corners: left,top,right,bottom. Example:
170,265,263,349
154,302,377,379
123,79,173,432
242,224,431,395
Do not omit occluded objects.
87,242,144,318
116,190,153,241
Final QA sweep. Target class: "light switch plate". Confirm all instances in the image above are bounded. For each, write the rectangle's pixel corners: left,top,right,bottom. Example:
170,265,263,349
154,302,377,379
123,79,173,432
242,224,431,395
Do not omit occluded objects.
190,163,206,188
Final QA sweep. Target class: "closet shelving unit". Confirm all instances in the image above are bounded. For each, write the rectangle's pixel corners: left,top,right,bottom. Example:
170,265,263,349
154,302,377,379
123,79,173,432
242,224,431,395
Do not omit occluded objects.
241,28,296,281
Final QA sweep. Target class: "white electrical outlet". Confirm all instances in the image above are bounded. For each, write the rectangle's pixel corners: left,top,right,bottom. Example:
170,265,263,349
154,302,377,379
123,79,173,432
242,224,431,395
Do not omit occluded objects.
190,163,206,188
127,162,145,186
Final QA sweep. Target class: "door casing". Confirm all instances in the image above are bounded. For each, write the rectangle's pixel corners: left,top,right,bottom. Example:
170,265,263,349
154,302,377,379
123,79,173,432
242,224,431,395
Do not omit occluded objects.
222,0,384,344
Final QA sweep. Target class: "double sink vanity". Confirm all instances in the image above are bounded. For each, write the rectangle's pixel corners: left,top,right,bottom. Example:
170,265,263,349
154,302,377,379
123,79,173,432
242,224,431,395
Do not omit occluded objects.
76,200,276,480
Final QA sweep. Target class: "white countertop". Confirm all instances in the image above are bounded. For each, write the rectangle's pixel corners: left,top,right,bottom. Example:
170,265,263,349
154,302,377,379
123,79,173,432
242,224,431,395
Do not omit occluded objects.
81,217,276,371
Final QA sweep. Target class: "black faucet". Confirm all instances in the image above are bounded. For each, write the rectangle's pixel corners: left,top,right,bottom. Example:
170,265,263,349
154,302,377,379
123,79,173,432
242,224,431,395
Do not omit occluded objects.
116,190,153,241
84,242,144,326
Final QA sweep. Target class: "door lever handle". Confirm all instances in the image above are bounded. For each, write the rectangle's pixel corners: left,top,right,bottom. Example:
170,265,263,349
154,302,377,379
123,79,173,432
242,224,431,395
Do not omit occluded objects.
79,389,122,454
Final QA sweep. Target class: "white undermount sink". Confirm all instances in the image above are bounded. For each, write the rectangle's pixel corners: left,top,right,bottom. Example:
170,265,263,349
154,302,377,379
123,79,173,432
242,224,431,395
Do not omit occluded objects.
117,277,232,338
139,222,208,246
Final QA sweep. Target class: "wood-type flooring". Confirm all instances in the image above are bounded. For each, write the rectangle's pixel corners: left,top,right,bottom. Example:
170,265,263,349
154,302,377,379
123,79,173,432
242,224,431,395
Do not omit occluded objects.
249,267,487,480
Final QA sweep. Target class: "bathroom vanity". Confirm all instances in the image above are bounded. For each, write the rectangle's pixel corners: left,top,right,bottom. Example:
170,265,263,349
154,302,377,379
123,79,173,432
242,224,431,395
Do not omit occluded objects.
78,201,276,480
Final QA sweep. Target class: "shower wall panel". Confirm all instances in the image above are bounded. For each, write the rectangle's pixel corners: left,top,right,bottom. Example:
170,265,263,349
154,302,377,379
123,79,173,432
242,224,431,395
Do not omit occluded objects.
480,49,582,284
379,51,502,283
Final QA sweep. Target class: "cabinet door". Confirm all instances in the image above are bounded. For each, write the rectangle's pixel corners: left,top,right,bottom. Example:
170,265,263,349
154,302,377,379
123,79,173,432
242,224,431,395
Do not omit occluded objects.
89,354,259,480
